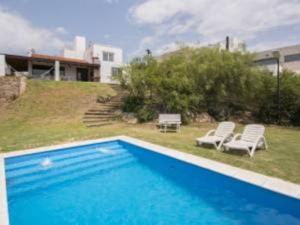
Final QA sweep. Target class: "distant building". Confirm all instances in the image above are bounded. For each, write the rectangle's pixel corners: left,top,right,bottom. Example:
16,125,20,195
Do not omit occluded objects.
0,36,123,83
208,36,246,52
158,36,246,60
255,45,300,74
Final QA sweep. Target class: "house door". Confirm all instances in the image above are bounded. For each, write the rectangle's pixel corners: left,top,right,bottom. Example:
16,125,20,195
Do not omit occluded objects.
76,68,89,81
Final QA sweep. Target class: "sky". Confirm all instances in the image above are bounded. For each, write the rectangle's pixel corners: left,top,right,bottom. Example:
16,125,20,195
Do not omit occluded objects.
0,0,300,61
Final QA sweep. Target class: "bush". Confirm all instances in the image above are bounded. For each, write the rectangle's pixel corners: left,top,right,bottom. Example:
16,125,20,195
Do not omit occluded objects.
280,72,300,125
117,47,300,126
255,70,300,125
122,96,144,113
136,106,156,123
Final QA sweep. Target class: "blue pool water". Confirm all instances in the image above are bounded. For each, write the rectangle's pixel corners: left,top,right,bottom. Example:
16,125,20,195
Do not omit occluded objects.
5,140,300,225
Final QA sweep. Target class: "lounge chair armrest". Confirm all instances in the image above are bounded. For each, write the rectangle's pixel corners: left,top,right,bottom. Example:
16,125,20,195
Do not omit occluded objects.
232,133,242,141
205,130,216,137
223,132,234,140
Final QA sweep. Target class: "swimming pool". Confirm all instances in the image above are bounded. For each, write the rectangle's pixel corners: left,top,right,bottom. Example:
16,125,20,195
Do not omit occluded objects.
1,136,300,225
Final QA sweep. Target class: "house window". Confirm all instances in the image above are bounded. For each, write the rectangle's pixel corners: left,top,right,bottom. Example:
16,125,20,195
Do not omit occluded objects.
284,54,300,63
111,67,121,77
103,52,114,62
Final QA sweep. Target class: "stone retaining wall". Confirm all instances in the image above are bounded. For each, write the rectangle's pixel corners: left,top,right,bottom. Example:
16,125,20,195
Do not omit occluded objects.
0,76,26,106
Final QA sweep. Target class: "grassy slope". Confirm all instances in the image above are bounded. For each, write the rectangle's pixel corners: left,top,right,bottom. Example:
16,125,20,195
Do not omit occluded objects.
0,80,299,184
0,80,116,150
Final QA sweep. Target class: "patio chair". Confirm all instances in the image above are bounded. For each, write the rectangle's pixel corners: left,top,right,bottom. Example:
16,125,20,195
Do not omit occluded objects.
223,124,268,157
158,114,181,133
196,122,235,150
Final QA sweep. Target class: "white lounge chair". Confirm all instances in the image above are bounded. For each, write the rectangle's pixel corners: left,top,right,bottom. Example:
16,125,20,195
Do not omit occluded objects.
158,114,181,133
223,124,268,157
196,122,235,150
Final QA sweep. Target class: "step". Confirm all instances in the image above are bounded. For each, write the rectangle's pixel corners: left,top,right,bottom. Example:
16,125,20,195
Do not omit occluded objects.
87,108,116,112
83,121,115,125
84,112,114,116
86,108,118,113
84,112,115,116
93,103,120,107
5,144,123,172
7,152,134,188
83,118,116,122
5,143,123,171
103,102,122,105
85,122,113,127
91,104,122,109
82,116,116,121
84,113,116,117
8,157,136,197
87,108,120,111
83,114,117,118
85,110,115,114
82,115,113,119
7,150,130,182
83,118,114,122
6,148,128,179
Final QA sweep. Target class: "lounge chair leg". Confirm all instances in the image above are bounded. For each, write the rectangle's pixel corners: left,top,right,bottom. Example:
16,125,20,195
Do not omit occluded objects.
214,143,218,149
263,137,268,150
249,147,256,157
217,139,225,150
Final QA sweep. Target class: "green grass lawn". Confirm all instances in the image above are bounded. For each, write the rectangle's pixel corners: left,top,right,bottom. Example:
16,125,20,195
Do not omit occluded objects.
0,80,300,184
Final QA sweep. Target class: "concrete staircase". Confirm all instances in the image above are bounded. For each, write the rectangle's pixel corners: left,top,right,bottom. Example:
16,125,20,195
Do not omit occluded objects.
82,85,124,127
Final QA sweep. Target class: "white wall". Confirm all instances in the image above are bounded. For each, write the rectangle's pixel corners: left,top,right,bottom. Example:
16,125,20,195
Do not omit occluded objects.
62,36,123,83
260,64,283,76
63,49,84,60
92,44,123,83
285,61,300,74
0,55,6,76
75,36,86,52
84,46,93,63
63,36,87,60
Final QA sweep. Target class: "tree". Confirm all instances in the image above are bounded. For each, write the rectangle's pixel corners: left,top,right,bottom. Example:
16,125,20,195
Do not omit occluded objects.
117,47,300,125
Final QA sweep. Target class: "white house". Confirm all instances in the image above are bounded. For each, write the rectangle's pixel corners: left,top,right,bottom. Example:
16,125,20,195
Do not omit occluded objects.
0,36,123,84
0,55,5,76
91,44,123,83
63,36,123,83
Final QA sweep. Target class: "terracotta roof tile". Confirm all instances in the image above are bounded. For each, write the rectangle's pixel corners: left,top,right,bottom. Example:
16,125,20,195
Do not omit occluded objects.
31,54,99,66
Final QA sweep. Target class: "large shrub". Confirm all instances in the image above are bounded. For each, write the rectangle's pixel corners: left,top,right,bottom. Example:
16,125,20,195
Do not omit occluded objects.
255,70,300,125
117,47,300,126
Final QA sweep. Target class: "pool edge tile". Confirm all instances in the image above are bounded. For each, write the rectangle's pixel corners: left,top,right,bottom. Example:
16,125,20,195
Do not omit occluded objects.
0,157,9,225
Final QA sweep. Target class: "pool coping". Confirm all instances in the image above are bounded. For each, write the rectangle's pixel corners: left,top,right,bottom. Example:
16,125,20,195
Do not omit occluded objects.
1,135,300,225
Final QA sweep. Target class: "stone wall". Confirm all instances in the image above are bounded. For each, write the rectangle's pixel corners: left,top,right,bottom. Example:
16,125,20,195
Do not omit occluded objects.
0,76,27,106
